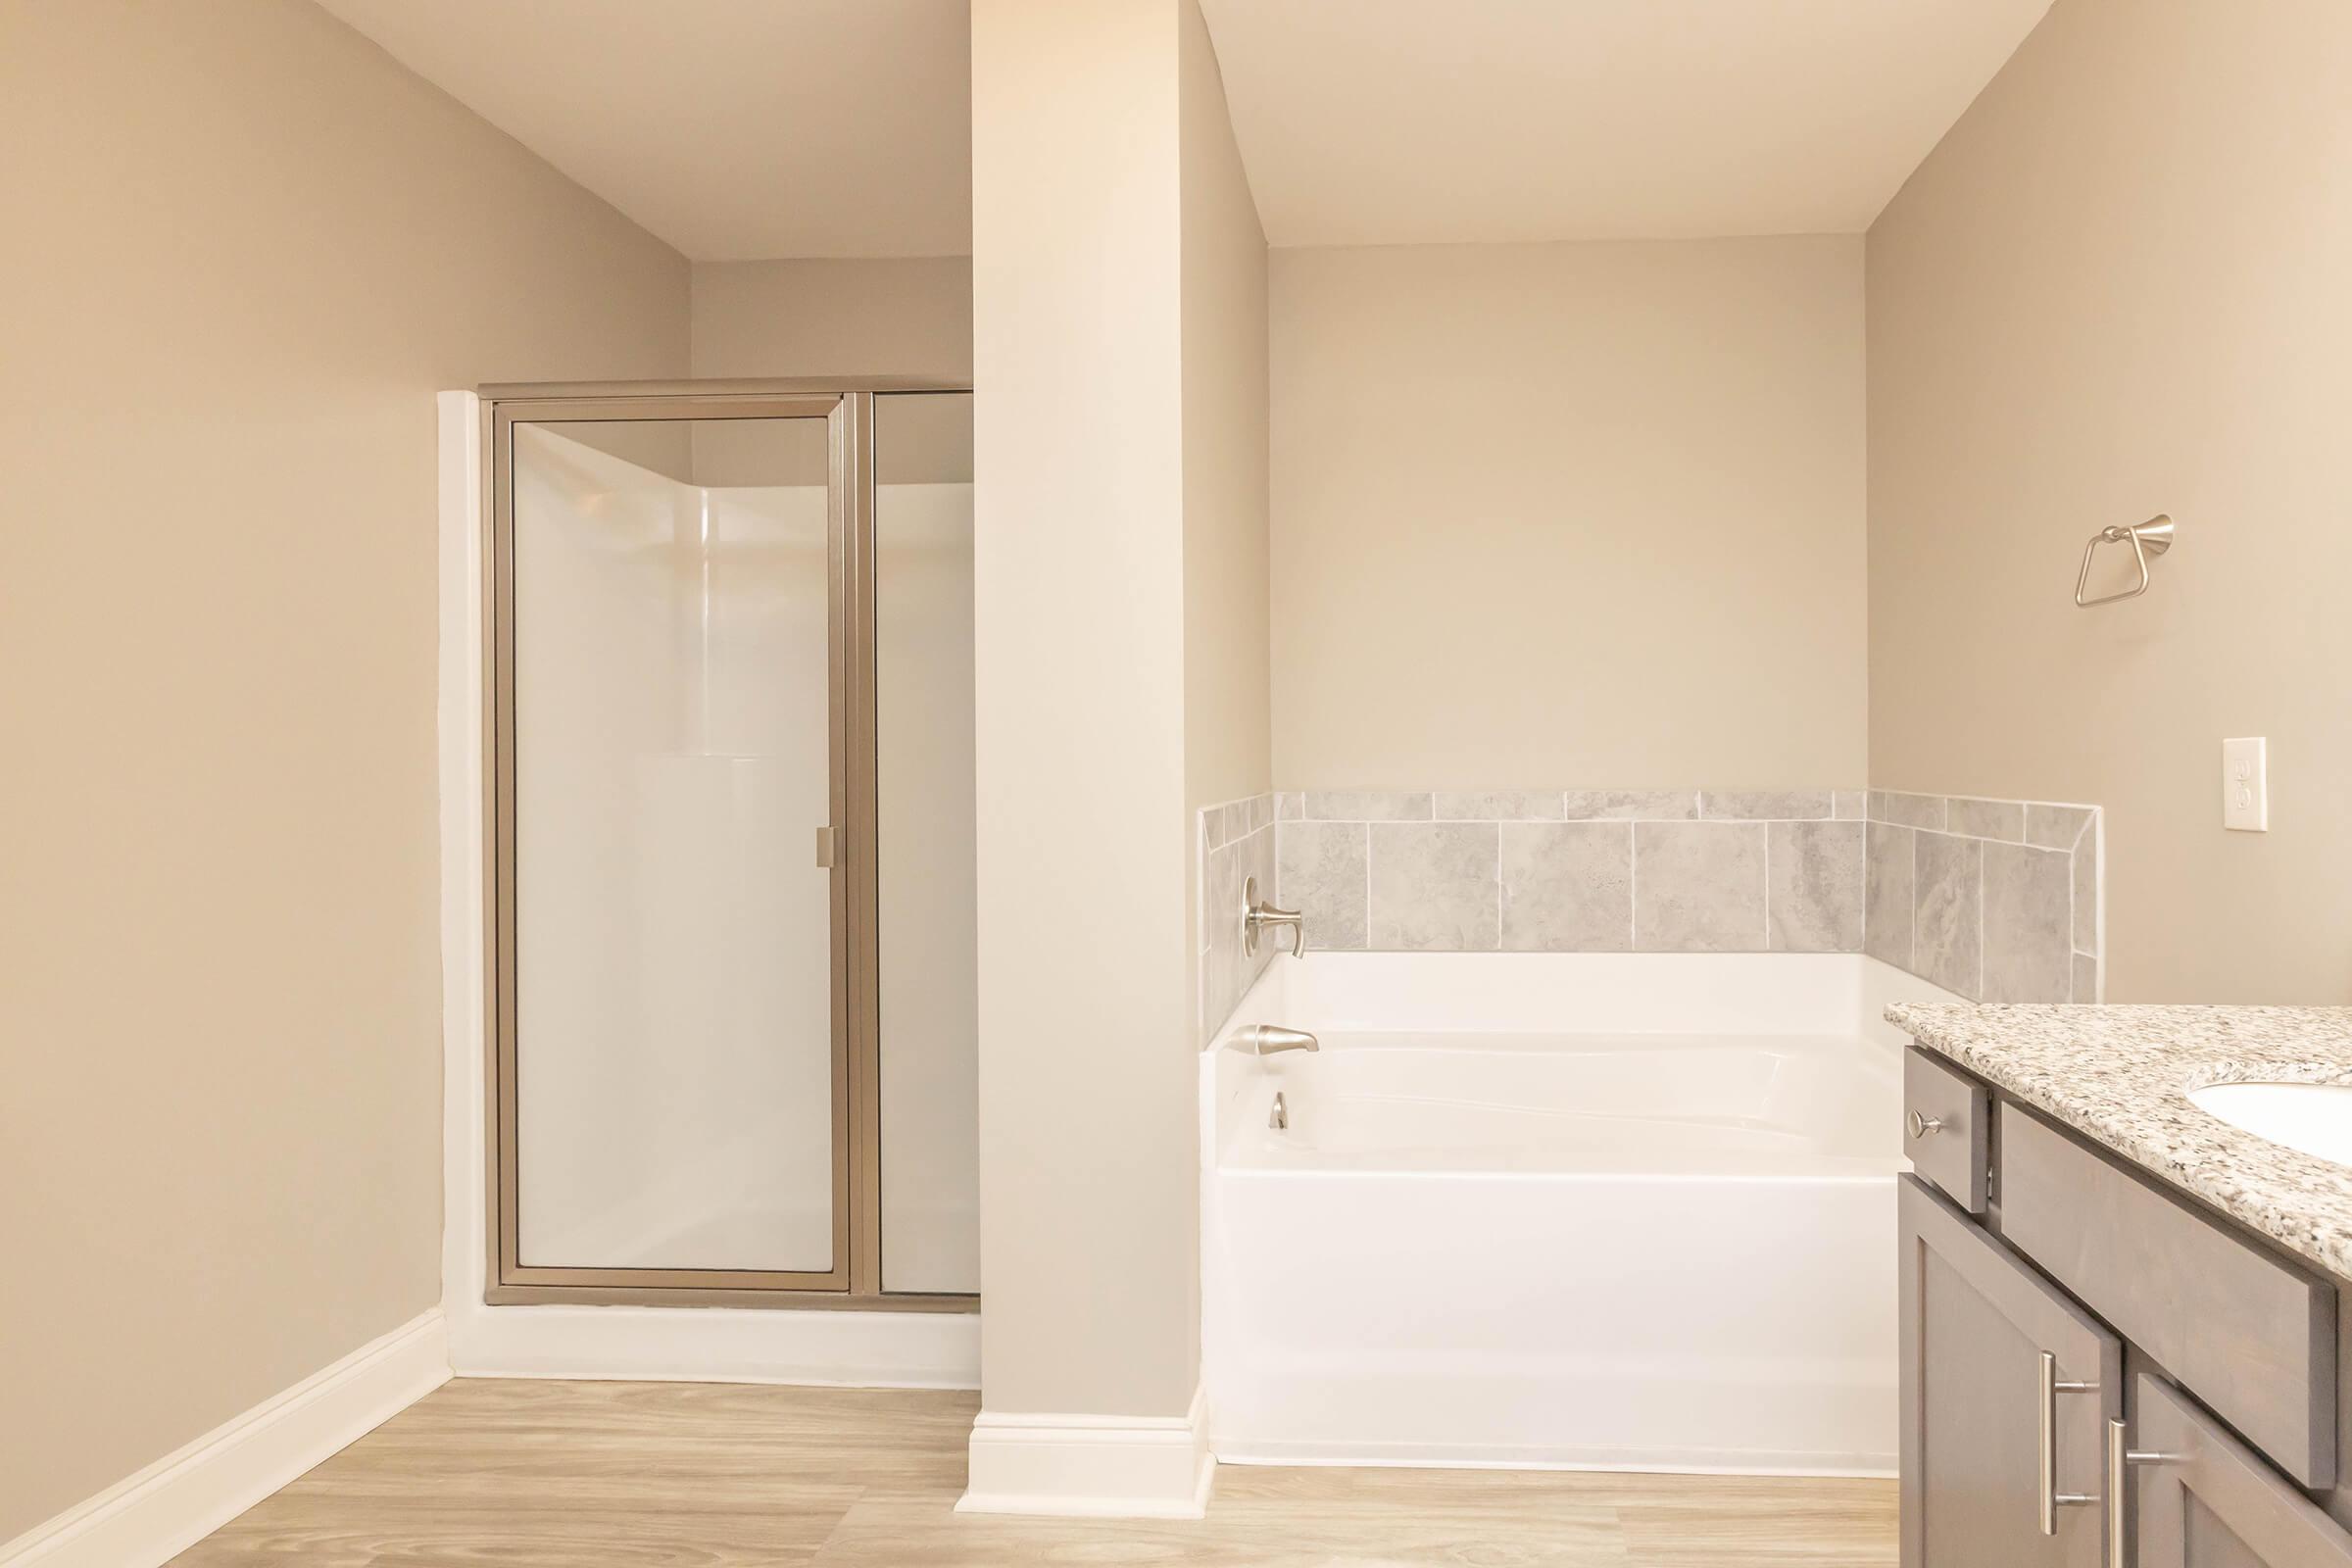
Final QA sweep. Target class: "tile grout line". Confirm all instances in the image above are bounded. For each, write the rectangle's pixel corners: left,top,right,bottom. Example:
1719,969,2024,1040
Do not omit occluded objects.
2095,808,2105,993
1858,808,1869,959
1627,819,1638,952
1976,835,1986,1001
1908,821,1919,976
2065,816,2079,1003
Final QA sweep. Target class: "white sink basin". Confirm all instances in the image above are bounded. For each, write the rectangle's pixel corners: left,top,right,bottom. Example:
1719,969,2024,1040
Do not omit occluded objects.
2188,1081,2352,1168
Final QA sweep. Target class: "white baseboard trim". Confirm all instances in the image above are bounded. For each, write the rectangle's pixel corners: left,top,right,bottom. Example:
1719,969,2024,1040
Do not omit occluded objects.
447,1301,980,1389
958,1387,1214,1519
0,1310,450,1568
1208,1433,1895,1478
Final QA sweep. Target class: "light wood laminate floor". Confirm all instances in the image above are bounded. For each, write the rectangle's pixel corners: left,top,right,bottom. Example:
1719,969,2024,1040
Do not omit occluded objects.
172,1379,1897,1566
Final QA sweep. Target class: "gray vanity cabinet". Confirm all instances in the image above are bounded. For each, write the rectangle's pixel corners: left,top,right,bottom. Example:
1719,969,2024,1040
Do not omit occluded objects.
1901,1175,2124,1568
1901,1040,2352,1568
2135,1374,2352,1568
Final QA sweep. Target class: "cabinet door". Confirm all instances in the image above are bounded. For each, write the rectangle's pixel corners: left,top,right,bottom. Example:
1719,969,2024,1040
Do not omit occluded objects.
1901,1175,2124,1568
2135,1374,2352,1568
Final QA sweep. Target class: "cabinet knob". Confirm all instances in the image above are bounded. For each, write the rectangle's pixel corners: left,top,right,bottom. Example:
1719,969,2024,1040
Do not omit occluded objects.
1908,1109,1944,1140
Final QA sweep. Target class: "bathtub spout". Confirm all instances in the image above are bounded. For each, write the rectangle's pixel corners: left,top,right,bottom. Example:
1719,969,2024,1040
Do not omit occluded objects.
1237,1023,1319,1055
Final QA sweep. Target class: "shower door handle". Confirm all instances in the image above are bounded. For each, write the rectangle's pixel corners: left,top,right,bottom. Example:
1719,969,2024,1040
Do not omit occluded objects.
815,825,842,868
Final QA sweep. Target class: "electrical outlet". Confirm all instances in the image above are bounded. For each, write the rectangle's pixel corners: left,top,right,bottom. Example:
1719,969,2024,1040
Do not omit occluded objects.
2223,737,2269,831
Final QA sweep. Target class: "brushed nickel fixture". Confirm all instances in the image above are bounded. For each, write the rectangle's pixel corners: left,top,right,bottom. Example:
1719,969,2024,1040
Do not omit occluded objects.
2100,1417,2180,1568
1242,875,1303,957
2074,514,2175,608
1235,1023,1319,1055
2037,1350,2100,1533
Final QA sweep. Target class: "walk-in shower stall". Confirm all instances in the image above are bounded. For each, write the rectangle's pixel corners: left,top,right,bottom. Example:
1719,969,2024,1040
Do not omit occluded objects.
479,382,974,1309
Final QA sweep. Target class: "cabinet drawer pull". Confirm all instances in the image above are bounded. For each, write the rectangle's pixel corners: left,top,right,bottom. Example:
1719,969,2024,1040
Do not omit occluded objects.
2105,1417,2124,1568
2100,1415,2179,1568
2038,1350,2100,1534
1907,1109,1943,1139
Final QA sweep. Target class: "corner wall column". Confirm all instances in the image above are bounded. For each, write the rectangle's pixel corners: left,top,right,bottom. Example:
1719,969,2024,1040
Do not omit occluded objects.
964,0,1209,1520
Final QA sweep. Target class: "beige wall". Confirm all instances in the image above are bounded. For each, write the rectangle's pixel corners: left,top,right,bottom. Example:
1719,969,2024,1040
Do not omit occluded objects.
689,256,973,382
1867,0,2352,1003
688,257,974,487
970,0,1197,1420
0,0,687,1540
1179,0,1272,1050
1268,236,1868,790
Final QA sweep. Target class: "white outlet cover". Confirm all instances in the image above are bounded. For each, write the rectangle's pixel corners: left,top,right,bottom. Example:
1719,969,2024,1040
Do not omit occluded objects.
2223,737,2269,831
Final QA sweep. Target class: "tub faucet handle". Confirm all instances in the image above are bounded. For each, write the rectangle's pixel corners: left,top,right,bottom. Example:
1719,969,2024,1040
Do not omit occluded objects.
1243,876,1304,957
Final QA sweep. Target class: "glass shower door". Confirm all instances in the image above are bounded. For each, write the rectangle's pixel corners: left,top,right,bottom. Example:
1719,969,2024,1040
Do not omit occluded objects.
494,398,849,1288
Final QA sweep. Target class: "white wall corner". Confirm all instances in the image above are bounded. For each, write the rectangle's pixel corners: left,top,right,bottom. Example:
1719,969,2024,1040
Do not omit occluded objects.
0,1312,450,1568
434,388,488,1330
957,1388,1213,1519
1858,952,1970,1052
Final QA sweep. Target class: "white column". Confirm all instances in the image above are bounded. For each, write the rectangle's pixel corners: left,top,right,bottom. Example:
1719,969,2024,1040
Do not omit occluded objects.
965,0,1208,1519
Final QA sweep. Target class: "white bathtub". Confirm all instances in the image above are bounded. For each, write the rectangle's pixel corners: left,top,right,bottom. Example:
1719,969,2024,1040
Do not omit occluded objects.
1201,952,1953,1475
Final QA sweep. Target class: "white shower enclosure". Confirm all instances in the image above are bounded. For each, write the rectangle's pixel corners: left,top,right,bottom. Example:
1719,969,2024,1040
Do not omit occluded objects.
481,384,975,1307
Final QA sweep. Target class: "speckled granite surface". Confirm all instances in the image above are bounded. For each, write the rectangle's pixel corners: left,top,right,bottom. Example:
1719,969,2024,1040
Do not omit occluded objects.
1888,1003,2352,1280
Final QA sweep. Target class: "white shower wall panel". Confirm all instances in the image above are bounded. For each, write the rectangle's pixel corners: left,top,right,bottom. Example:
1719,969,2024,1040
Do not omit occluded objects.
876,480,979,1295
512,426,834,1272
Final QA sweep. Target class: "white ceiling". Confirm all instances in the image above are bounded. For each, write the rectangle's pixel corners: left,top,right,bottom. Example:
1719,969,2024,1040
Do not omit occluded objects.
317,0,971,261
318,0,2050,260
1198,0,2054,246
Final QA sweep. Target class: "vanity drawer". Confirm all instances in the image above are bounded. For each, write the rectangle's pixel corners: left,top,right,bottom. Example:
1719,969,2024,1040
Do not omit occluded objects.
1904,1046,1989,1212
2000,1105,2337,1488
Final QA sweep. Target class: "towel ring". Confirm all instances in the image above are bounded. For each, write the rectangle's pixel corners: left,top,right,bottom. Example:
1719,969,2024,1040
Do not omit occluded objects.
2075,515,2175,608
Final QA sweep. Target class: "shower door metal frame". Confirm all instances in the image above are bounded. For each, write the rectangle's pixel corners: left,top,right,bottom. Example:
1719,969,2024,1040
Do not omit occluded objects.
478,379,973,1311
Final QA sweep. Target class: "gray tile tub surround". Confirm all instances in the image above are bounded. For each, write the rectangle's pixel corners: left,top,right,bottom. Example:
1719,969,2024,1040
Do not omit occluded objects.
1371,821,1500,951
1196,793,1277,1046
1633,822,1768,952
1271,788,1868,823
1272,788,1868,954
1766,820,1865,952
1865,793,2102,1004
1628,818,1865,954
1502,823,1632,952
1277,818,1370,953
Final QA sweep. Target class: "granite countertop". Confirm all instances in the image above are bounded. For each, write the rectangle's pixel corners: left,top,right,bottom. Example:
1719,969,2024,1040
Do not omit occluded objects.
1887,1003,2352,1281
